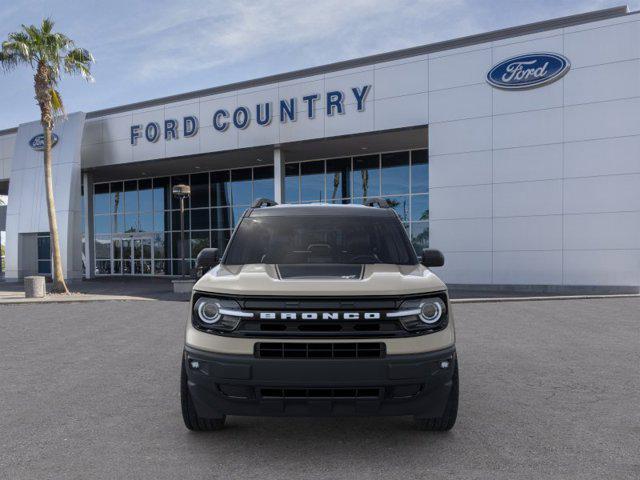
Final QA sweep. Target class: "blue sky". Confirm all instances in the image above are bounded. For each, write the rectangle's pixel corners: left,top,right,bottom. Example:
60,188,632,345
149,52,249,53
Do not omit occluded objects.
0,0,637,130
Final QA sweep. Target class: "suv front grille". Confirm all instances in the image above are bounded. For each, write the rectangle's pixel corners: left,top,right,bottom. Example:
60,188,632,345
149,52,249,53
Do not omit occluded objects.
255,342,385,359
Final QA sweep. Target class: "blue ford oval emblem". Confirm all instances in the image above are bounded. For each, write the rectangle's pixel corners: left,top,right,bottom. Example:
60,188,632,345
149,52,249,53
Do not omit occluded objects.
487,53,570,90
29,133,59,151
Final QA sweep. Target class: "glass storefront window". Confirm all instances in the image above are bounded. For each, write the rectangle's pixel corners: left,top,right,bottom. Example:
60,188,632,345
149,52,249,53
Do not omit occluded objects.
231,205,248,227
326,158,351,202
96,260,111,275
211,230,231,251
411,194,429,221
211,171,230,208
124,180,138,213
113,238,122,260
138,179,153,213
353,155,380,199
94,215,111,235
112,214,124,234
91,149,428,275
139,214,154,232
284,163,299,203
381,152,409,195
153,212,166,232
411,150,429,193
94,184,110,214
171,210,190,231
190,209,209,230
172,232,188,258
190,173,209,208
300,160,324,202
231,168,252,206
153,233,167,259
94,236,110,259
211,207,231,230
110,182,123,215
124,213,138,233
385,196,410,222
153,177,170,212
190,231,209,257
171,175,190,209
253,166,274,200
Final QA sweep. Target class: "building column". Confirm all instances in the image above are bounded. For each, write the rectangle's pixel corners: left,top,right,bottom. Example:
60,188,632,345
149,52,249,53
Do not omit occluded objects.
83,172,94,279
273,147,285,204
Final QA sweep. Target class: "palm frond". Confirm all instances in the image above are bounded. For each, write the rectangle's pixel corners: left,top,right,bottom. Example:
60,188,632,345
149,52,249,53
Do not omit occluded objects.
50,87,64,114
64,47,94,82
41,17,55,35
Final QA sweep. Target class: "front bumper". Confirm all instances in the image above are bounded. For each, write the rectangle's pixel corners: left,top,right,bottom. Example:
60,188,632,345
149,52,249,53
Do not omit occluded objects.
183,345,456,418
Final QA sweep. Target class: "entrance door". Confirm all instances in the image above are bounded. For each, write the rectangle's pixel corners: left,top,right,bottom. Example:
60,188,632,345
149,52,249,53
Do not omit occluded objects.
133,237,153,275
112,235,154,275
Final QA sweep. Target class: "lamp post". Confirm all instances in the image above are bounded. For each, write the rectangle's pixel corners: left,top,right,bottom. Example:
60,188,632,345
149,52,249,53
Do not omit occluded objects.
172,184,191,278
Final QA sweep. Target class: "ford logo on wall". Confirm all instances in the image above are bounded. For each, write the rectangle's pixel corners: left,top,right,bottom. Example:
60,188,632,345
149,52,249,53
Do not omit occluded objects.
29,133,59,151
487,53,570,90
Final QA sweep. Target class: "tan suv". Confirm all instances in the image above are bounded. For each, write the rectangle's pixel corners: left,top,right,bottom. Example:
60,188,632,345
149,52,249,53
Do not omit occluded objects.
181,198,457,431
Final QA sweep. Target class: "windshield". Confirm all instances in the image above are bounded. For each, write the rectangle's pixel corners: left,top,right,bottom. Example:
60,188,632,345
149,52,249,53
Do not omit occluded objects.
223,215,418,265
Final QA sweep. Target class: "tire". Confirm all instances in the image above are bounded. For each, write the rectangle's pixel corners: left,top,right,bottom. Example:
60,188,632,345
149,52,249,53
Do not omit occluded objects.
414,361,458,432
181,363,226,431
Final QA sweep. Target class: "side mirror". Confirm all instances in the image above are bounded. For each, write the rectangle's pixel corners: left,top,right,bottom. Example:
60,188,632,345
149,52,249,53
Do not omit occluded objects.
196,248,220,277
421,248,445,268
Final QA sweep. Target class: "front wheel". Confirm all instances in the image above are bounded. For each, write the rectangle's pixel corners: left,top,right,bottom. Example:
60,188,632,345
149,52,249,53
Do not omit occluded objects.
414,362,458,431
181,363,226,431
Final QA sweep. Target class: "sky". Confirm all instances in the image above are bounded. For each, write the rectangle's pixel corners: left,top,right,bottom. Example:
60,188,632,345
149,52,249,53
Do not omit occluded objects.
0,0,638,130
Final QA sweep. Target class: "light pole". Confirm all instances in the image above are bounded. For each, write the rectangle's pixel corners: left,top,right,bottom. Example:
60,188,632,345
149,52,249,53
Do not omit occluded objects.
172,184,191,278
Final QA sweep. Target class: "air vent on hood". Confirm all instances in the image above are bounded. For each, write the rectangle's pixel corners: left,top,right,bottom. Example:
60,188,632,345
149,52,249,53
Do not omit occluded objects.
277,264,363,279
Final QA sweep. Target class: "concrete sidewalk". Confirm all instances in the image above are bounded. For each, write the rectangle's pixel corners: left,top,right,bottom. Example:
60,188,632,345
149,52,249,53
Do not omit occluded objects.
0,290,153,304
0,277,189,304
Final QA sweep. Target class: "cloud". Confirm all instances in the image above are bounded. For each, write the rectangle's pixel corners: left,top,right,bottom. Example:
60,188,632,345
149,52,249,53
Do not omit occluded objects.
96,0,475,81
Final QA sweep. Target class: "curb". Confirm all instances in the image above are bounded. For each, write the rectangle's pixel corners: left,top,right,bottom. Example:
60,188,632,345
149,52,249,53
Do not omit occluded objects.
0,295,154,305
451,293,640,304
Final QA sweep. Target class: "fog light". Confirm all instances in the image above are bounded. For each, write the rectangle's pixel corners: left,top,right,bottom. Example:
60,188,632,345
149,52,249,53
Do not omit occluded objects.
189,360,200,370
439,360,450,369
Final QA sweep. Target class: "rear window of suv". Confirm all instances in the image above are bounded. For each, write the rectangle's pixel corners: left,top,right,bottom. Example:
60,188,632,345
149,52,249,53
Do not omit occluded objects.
223,215,418,265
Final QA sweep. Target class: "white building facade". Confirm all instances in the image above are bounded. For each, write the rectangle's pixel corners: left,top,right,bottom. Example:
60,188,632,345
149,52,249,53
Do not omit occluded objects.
0,6,639,292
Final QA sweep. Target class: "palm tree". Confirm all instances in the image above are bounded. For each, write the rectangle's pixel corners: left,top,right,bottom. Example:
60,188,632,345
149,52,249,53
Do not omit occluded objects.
0,18,93,293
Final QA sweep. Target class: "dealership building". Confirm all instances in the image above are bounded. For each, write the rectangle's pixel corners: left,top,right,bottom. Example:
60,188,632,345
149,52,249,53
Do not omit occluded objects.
0,6,639,291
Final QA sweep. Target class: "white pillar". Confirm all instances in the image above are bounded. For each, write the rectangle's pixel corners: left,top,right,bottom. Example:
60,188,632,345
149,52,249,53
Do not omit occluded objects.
273,147,286,204
83,172,94,279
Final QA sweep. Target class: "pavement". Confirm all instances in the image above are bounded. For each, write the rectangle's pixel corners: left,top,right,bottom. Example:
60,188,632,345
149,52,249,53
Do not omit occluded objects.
1,297,638,479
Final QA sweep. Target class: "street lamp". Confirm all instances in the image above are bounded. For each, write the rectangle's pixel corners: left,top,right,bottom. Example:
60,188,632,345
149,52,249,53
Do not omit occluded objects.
172,184,191,278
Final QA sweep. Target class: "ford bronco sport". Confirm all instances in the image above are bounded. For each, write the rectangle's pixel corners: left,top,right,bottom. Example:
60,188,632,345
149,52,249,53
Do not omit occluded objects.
181,198,458,431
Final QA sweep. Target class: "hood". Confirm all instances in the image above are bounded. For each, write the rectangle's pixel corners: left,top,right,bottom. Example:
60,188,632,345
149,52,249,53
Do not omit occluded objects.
193,263,446,296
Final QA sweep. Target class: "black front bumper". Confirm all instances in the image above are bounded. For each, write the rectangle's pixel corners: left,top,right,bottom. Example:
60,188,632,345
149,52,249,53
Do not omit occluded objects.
183,345,456,418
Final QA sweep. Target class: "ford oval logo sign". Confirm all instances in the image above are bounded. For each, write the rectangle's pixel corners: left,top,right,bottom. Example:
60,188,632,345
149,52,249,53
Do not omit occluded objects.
29,133,59,151
487,53,570,90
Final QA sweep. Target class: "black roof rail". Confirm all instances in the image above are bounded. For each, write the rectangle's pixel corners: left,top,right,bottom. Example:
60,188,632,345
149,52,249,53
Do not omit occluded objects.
363,197,389,208
252,198,278,208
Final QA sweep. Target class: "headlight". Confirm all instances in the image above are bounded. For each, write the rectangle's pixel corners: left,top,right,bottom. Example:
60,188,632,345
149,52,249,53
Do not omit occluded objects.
192,295,249,332
419,298,445,324
195,298,221,324
389,295,448,332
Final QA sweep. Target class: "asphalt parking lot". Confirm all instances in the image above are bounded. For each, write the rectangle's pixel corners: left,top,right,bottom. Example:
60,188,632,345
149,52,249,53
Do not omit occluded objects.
1,297,638,479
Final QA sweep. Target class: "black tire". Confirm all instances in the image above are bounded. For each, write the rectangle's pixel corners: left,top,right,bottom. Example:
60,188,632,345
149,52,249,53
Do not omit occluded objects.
181,363,226,431
414,362,458,431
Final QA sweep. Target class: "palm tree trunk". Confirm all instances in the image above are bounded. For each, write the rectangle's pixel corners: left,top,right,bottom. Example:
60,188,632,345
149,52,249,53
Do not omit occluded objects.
43,124,69,293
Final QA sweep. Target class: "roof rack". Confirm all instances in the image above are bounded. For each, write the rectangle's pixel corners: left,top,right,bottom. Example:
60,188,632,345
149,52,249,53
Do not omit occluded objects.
252,198,278,208
363,197,389,208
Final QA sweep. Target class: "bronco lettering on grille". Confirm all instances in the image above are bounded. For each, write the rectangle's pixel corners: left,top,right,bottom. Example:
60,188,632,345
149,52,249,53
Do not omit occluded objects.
258,312,381,320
